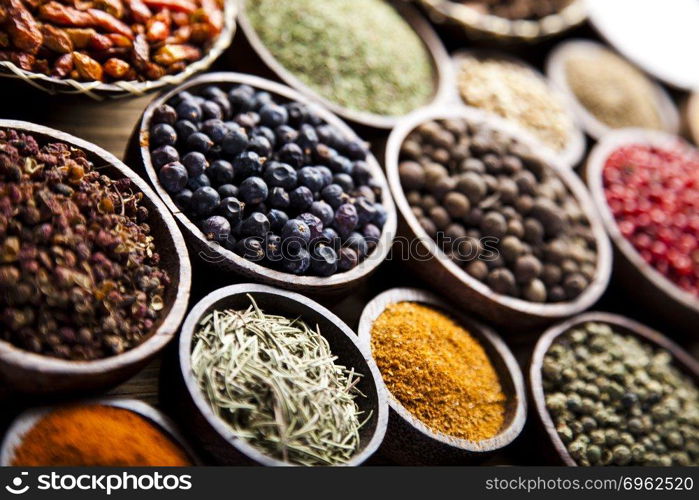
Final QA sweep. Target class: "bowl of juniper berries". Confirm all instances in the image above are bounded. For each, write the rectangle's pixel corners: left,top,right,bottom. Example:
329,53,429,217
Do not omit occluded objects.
133,73,397,295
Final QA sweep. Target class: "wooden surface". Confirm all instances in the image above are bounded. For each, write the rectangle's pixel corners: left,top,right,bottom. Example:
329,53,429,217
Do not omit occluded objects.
357,287,526,465
529,312,699,467
1,20,699,466
133,73,398,297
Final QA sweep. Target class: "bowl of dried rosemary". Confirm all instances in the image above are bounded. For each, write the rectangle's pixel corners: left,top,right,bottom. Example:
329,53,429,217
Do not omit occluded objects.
169,283,388,466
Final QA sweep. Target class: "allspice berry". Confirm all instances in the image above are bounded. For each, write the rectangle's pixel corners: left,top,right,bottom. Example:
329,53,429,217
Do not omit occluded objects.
487,268,517,295
443,192,470,218
399,161,425,190
481,212,507,238
465,260,488,281
515,255,542,283
523,279,547,302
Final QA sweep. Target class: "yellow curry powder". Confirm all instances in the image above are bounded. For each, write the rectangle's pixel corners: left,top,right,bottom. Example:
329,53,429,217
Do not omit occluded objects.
371,302,507,441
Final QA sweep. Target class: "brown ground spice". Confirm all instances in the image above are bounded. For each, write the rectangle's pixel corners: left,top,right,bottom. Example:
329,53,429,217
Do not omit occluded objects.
371,302,507,441
11,405,192,466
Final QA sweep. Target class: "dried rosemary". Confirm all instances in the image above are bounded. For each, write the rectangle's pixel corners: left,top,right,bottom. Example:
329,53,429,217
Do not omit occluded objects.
191,295,367,466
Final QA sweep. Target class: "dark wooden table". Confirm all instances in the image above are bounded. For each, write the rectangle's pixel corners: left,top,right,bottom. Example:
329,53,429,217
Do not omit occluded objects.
1,22,697,466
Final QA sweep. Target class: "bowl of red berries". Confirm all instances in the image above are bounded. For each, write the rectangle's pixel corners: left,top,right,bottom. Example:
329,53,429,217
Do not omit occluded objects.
586,129,699,332
132,72,397,296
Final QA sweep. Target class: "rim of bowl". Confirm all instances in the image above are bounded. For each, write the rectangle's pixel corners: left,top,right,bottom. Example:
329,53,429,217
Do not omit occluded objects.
0,2,237,100
138,72,397,291
357,287,527,453
177,283,389,466
530,311,699,467
546,39,681,141
0,119,191,376
0,398,199,465
385,105,613,320
585,128,699,316
235,0,454,129
418,0,587,42
452,49,586,167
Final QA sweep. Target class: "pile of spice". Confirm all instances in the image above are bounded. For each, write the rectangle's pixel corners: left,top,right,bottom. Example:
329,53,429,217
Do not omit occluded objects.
246,0,434,117
0,0,225,82
149,83,387,277
460,0,574,20
11,404,192,466
191,296,366,466
564,47,663,130
399,118,598,303
371,302,506,441
0,128,169,360
457,56,573,152
603,144,699,297
543,321,699,466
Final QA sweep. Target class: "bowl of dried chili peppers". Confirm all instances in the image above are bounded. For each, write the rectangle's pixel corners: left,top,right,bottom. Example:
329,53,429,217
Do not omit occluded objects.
0,120,191,394
0,0,236,99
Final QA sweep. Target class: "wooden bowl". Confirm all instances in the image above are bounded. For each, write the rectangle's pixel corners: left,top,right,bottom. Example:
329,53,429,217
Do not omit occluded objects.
385,106,613,329
453,49,586,167
235,0,452,130
546,39,680,141
529,311,699,466
172,283,388,466
585,129,699,332
417,0,587,44
0,2,237,100
357,287,526,465
132,72,397,297
685,92,699,146
0,398,199,465
0,120,191,395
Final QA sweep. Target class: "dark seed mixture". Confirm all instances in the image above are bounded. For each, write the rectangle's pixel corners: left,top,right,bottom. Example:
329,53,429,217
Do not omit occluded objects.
0,128,170,360
543,322,699,466
399,118,597,303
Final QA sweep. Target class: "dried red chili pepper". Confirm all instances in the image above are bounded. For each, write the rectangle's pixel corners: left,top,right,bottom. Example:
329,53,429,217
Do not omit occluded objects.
51,52,73,77
5,0,224,83
39,2,94,27
103,57,129,78
152,43,199,65
88,33,113,52
87,9,134,39
125,0,152,24
6,0,43,54
146,9,170,42
142,0,195,14
72,51,103,81
41,25,73,54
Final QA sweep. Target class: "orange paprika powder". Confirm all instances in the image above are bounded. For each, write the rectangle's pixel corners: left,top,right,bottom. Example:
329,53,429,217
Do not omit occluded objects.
11,404,192,466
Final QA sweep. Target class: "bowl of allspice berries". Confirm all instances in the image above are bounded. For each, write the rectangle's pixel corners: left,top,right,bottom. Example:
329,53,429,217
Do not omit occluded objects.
0,120,191,394
386,106,612,328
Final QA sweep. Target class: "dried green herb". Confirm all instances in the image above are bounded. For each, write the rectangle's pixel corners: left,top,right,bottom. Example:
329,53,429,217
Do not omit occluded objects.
191,295,367,466
247,0,434,116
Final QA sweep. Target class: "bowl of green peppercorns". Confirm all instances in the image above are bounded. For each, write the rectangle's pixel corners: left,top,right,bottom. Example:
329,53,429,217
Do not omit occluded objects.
530,312,699,466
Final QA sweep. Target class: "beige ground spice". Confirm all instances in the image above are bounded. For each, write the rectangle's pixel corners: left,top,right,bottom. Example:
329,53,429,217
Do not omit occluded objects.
371,302,507,441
